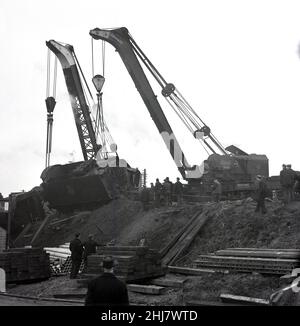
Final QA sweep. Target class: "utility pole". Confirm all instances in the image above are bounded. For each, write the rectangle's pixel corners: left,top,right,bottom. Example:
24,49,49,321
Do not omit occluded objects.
142,169,147,187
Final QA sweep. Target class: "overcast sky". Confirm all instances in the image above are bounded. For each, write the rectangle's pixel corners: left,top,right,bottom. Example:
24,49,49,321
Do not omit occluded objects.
1,0,300,197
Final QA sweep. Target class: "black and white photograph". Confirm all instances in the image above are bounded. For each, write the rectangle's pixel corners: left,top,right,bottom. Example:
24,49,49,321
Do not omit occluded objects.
0,0,300,315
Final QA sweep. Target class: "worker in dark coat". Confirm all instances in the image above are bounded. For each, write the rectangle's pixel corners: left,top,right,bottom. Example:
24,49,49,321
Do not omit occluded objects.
154,178,163,208
162,177,172,206
280,164,295,204
83,234,100,268
286,164,296,201
69,233,84,279
85,256,129,306
174,177,184,205
254,175,268,214
149,183,155,204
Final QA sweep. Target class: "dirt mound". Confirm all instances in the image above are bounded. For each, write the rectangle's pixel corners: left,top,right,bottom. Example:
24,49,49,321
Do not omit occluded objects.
33,198,201,250
34,198,141,247
117,204,202,250
179,199,300,265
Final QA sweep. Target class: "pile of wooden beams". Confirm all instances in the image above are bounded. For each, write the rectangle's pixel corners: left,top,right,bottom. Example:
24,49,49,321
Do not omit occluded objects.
220,293,270,306
194,248,300,275
0,248,51,283
160,208,209,266
84,246,165,282
215,248,300,260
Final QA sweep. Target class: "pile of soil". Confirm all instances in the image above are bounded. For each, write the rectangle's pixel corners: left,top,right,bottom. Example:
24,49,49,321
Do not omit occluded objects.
180,199,300,265
34,198,202,251
34,198,142,247
117,204,202,250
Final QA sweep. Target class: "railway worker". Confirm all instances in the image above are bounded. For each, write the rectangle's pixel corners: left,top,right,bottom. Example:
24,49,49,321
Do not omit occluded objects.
69,233,84,279
162,177,173,206
174,177,184,205
280,164,291,204
211,179,222,203
286,164,296,201
154,178,163,207
254,175,268,214
149,182,155,203
83,234,100,268
85,256,129,306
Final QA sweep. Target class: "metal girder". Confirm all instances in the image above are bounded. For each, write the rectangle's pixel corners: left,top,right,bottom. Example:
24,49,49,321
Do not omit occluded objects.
46,40,99,161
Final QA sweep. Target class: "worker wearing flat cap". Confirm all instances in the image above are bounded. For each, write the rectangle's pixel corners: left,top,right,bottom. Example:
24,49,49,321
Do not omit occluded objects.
286,164,296,202
280,164,296,204
254,175,268,214
69,233,84,279
85,256,129,306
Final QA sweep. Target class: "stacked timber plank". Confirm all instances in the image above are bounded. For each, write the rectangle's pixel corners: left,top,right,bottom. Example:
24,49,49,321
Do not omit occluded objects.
216,248,300,259
0,248,51,283
85,246,165,282
194,248,300,275
160,208,209,266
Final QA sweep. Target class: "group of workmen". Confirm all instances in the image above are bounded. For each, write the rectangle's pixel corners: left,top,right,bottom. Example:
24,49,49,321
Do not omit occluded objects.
69,233,100,279
248,164,299,214
140,177,184,210
69,233,129,305
140,177,224,210
280,164,298,204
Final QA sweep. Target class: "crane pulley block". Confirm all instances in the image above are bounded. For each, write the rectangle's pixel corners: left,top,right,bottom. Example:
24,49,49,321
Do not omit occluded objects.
162,83,175,97
45,96,56,114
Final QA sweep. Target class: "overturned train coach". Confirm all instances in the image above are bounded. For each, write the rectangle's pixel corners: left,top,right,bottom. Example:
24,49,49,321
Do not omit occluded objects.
40,159,141,211
5,159,140,245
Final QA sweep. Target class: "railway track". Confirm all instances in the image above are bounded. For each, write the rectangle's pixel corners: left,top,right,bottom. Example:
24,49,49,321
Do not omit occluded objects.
194,248,300,275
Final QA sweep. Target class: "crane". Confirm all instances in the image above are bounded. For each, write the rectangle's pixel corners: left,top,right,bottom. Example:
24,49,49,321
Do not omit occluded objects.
89,27,229,179
89,27,269,196
45,40,116,163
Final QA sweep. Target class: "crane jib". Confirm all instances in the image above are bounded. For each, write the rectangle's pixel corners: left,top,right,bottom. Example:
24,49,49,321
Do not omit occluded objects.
89,27,200,179
46,40,99,161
